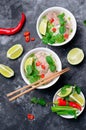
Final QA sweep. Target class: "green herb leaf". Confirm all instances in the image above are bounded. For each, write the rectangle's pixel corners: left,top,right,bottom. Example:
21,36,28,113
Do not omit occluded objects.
46,56,54,65
83,20,86,26
28,75,40,83
55,33,65,43
31,97,46,106
74,85,81,94
49,65,56,72
37,98,46,106
58,13,66,26
31,97,38,104
59,26,66,34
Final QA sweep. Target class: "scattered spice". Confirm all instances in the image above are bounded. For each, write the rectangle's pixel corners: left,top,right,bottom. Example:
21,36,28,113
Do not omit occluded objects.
24,31,30,37
31,37,35,41
24,31,35,43
27,114,35,120
25,36,30,42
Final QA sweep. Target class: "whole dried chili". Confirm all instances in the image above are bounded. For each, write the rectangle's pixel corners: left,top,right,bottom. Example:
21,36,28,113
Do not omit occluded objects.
0,13,26,35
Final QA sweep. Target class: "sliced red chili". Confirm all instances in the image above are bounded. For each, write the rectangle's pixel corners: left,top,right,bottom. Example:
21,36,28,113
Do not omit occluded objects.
36,61,41,66
50,18,54,24
24,31,30,37
64,33,69,39
40,74,45,78
69,101,82,110
27,114,35,120
25,36,30,42
41,64,46,70
57,98,66,106
31,37,35,41
52,28,56,32
0,13,26,35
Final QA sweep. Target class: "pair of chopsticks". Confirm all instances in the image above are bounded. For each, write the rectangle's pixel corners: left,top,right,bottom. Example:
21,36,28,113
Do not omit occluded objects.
6,67,70,102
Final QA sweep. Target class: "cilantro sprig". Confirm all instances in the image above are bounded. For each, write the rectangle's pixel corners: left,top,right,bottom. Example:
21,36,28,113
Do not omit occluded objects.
31,97,46,106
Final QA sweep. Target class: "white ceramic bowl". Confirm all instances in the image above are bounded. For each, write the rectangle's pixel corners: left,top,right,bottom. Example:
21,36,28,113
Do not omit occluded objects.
53,87,85,119
20,47,62,89
36,7,77,46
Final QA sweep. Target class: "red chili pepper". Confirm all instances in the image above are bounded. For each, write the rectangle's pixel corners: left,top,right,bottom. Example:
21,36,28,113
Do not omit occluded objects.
57,98,82,110
41,64,46,70
24,31,30,37
40,74,45,78
31,37,35,41
27,114,35,120
52,28,56,32
36,61,41,66
0,13,26,35
64,33,69,39
69,101,82,110
57,98,66,106
50,18,54,23
25,36,30,42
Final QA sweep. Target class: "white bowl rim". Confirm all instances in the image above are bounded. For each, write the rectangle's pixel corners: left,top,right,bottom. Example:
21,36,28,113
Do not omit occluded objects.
20,47,62,89
36,6,77,46
53,87,85,119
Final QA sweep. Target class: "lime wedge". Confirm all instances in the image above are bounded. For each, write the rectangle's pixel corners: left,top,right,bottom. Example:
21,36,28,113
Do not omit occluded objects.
39,18,47,35
0,64,14,78
7,44,23,59
67,48,84,65
24,57,34,72
57,86,72,98
70,92,85,106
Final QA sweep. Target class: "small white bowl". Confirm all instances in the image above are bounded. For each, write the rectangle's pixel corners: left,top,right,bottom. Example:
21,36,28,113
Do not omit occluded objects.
20,47,62,89
53,88,85,119
36,7,77,46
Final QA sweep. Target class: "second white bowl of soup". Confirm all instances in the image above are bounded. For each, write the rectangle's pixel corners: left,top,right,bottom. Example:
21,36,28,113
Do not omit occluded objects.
36,7,77,46
20,48,62,89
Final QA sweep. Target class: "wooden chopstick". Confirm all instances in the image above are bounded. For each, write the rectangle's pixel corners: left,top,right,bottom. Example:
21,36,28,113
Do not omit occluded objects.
7,67,70,102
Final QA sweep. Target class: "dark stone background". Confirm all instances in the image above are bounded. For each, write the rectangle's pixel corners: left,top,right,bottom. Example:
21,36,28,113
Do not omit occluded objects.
0,0,86,130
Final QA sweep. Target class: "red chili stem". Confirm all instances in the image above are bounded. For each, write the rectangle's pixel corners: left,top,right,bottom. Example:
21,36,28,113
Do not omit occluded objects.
0,13,26,35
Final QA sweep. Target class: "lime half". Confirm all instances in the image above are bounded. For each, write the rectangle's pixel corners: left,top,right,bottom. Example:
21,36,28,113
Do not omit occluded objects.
57,86,73,98
67,48,84,65
0,64,14,78
7,44,23,60
70,92,85,106
24,57,34,72
39,18,47,35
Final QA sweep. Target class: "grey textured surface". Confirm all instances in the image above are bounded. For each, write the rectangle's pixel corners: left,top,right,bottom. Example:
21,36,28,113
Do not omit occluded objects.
0,0,86,130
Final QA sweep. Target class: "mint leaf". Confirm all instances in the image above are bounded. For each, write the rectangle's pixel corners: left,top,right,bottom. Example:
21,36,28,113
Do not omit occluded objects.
58,13,66,26
59,26,66,34
50,65,56,72
46,56,54,65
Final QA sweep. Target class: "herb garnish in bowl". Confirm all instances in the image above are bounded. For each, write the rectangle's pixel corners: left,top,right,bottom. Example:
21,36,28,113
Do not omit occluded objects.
36,7,77,46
